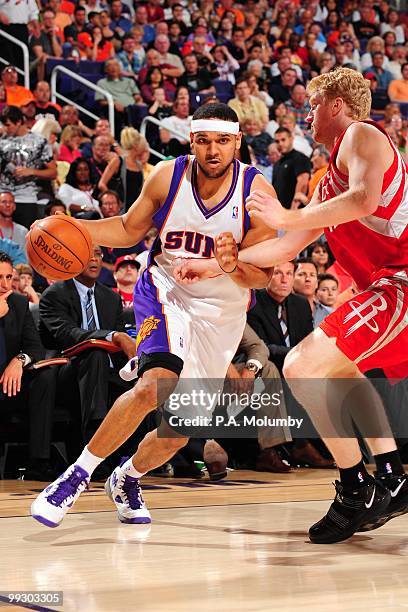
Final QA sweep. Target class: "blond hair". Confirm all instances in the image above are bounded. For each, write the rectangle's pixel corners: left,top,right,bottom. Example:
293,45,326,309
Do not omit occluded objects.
307,67,371,121
120,126,142,150
60,125,82,147
31,117,61,140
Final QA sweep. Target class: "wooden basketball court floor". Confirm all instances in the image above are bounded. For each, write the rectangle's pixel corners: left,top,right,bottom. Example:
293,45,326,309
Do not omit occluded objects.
1,468,408,612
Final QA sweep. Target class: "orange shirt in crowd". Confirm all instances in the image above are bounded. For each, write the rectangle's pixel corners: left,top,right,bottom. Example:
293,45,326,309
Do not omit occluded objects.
388,79,408,102
308,165,328,199
5,86,34,107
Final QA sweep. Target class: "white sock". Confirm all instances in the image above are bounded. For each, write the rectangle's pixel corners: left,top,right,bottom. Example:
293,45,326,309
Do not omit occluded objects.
76,446,104,476
120,457,145,479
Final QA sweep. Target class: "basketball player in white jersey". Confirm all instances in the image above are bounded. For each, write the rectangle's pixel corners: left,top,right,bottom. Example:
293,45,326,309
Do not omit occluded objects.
178,68,408,544
31,103,278,528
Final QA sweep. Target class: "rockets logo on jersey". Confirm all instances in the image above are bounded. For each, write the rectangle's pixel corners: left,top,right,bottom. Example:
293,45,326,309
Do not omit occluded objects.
164,231,215,257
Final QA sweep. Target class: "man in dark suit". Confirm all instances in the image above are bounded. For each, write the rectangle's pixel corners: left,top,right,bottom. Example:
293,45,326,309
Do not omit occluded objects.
39,246,136,445
0,250,57,479
247,260,334,468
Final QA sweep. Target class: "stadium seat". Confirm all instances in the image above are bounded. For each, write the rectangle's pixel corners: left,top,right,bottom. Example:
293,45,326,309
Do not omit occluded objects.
213,79,234,104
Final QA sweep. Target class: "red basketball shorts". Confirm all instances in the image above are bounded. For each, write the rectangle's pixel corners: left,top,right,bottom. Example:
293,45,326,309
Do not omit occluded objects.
320,272,408,380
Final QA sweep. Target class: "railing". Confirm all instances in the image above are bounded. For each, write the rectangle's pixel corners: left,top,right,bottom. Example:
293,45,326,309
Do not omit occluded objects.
0,30,30,89
50,65,115,135
140,116,190,161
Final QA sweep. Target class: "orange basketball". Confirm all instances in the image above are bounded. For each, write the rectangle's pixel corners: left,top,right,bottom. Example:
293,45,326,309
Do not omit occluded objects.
27,215,93,280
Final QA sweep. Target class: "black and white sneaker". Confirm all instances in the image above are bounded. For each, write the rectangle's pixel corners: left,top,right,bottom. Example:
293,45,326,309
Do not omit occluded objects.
309,477,390,544
358,473,408,532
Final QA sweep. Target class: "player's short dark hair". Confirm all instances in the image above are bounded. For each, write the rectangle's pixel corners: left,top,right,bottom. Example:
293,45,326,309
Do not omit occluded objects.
192,102,238,123
0,251,13,266
317,273,339,288
295,256,318,273
0,105,24,125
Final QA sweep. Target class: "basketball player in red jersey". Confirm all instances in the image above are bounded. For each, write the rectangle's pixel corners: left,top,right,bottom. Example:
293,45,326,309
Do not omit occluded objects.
179,68,408,543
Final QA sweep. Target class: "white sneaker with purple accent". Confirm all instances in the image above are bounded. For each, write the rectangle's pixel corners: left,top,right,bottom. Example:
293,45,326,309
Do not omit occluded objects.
105,458,151,524
31,465,90,528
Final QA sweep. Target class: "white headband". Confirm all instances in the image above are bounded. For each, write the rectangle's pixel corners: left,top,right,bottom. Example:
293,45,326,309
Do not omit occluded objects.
191,119,240,135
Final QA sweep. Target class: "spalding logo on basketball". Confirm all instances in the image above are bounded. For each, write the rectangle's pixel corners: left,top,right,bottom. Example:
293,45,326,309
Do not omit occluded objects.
27,215,93,281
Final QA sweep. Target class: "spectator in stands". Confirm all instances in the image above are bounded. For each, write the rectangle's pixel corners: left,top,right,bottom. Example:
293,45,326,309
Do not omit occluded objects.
135,227,158,274
0,251,57,481
380,8,405,45
279,113,312,157
141,66,175,104
0,106,56,228
0,0,39,70
147,0,165,25
77,26,115,62
109,0,132,38
260,142,281,182
33,81,61,122
1,66,34,108
160,98,192,157
87,136,116,191
354,5,380,41
272,126,311,210
0,191,28,255
154,34,185,77
14,263,39,305
316,273,339,311
59,104,94,139
388,46,407,80
44,199,66,216
364,51,394,90
116,34,144,79
293,257,331,327
57,158,101,219
39,246,134,445
366,71,390,112
270,52,303,82
226,27,248,69
134,3,155,45
245,70,273,109
241,118,273,167
29,8,63,81
361,37,390,72
64,5,88,54
284,84,311,132
99,126,144,211
388,62,408,103
308,240,332,275
293,145,330,206
316,51,336,75
212,44,239,84
57,125,82,164
178,54,215,96
113,255,140,309
228,77,268,129
265,101,288,139
217,0,244,28
247,260,334,468
269,67,298,104
21,100,37,130
95,58,144,134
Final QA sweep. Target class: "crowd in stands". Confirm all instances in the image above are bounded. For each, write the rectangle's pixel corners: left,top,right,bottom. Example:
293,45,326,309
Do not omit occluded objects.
0,0,407,479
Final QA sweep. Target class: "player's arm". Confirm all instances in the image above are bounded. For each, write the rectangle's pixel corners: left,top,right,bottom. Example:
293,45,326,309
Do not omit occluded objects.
246,123,392,231
224,173,278,288
79,161,175,247
238,184,323,268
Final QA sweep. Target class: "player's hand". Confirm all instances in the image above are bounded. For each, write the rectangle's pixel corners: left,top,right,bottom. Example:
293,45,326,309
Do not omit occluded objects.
246,190,287,229
0,289,12,318
112,332,136,360
0,357,23,397
173,258,219,284
214,232,238,273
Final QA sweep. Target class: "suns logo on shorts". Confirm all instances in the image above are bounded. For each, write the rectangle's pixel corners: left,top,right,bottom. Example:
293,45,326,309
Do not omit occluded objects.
136,315,161,349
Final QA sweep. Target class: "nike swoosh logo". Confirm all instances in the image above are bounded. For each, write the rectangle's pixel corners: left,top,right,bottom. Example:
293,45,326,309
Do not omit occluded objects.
365,488,376,509
390,480,405,498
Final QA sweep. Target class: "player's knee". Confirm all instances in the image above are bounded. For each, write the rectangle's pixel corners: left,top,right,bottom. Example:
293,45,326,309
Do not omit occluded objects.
283,346,306,379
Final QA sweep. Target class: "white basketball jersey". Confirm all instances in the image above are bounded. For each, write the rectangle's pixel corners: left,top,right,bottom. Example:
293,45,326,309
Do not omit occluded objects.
146,155,261,320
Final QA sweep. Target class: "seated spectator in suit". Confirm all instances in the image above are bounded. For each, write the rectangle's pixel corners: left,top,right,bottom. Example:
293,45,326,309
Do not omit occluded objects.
293,257,331,327
113,255,140,309
39,246,135,444
218,323,293,473
247,261,334,468
0,251,57,480
0,192,28,255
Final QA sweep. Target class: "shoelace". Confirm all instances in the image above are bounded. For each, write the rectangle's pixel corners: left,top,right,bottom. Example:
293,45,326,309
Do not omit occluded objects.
122,476,143,510
47,471,88,507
